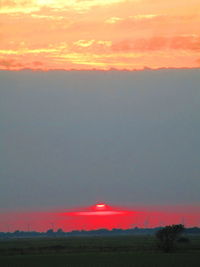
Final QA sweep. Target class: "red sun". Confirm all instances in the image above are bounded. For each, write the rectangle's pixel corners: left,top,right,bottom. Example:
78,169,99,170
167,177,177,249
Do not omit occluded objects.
95,203,106,210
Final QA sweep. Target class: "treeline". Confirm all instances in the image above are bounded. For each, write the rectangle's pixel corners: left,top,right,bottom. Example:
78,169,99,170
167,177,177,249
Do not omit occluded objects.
0,227,200,239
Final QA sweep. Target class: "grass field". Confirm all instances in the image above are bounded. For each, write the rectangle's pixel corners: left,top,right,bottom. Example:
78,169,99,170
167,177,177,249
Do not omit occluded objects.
0,235,199,267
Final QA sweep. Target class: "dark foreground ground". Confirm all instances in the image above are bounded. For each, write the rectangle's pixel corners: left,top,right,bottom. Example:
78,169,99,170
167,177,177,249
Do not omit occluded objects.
0,235,199,267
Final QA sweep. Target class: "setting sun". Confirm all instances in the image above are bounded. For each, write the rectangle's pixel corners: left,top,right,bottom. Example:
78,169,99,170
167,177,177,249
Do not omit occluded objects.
96,204,106,208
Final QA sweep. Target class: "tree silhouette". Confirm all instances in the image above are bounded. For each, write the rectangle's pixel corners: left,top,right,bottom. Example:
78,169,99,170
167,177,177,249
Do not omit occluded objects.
56,228,64,236
46,229,54,236
156,224,185,252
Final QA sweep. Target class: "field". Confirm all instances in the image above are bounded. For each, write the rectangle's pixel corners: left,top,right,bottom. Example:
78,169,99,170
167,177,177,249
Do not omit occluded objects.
0,235,200,267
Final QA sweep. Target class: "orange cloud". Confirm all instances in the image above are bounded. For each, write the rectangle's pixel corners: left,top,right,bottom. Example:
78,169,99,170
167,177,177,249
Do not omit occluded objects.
112,36,200,52
0,0,200,70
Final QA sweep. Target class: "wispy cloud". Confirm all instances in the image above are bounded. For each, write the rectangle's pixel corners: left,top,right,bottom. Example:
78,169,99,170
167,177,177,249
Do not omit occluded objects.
0,0,200,70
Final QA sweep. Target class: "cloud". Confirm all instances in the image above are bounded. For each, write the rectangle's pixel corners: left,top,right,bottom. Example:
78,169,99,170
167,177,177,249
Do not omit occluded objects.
97,40,112,47
170,36,200,51
0,0,127,14
0,1,40,14
0,0,16,7
30,14,64,20
72,40,112,52
0,48,59,55
0,59,47,70
106,14,160,24
33,61,43,66
74,40,95,48
0,59,23,68
0,0,199,70
112,36,200,52
105,17,123,24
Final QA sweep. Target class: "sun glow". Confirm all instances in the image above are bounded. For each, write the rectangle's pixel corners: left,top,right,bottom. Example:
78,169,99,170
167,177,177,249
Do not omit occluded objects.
0,205,200,231
96,204,106,208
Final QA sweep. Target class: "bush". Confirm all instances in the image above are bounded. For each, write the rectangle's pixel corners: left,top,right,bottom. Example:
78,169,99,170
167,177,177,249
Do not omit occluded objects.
155,224,185,252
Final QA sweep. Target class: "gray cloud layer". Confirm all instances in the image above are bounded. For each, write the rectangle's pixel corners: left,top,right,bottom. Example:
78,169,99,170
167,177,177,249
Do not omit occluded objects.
0,69,200,210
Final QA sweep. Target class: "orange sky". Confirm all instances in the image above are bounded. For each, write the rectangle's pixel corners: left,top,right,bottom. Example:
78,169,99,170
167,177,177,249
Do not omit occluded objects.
0,0,200,70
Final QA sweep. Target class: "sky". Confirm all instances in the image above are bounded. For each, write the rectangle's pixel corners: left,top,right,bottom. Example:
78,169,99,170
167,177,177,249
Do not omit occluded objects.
0,0,200,70
0,0,200,231
1,69,200,221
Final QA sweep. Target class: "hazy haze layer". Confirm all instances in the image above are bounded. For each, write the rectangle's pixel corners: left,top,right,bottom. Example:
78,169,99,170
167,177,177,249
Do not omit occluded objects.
0,69,200,211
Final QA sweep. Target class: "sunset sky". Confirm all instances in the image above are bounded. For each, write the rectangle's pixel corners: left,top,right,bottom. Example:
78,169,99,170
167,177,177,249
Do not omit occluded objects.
0,1,200,231
1,69,200,230
0,0,200,70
